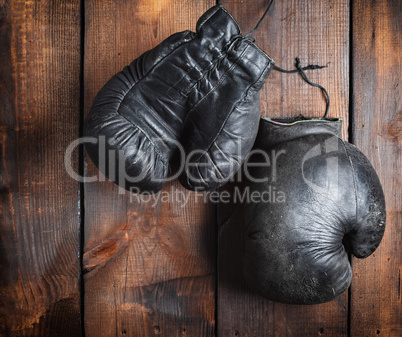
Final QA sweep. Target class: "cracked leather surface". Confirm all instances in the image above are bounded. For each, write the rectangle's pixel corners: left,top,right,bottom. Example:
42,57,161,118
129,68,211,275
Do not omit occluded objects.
243,118,386,304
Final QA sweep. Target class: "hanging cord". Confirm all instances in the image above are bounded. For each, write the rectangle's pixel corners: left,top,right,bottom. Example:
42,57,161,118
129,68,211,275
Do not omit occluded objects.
228,0,276,44
274,58,330,118
216,0,330,117
216,0,329,117
244,0,275,38
217,0,275,33
273,62,327,74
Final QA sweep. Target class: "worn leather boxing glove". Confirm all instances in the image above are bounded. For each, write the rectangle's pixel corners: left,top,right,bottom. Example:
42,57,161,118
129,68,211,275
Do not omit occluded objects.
177,10,274,191
243,117,386,304
84,4,274,193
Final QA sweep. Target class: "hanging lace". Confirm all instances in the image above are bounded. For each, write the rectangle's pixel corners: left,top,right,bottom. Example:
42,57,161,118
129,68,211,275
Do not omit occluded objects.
274,59,330,119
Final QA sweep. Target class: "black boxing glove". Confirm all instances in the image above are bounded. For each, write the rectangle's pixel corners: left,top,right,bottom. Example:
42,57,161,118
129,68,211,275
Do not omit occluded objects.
242,117,386,304
84,5,273,193
178,18,273,191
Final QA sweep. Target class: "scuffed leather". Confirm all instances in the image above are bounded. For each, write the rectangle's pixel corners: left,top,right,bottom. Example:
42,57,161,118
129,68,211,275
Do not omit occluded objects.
84,5,274,193
243,117,386,304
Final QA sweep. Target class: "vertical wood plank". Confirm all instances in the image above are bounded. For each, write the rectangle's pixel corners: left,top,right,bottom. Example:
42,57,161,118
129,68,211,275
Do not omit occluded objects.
83,1,215,336
217,0,350,336
351,0,401,335
0,0,82,336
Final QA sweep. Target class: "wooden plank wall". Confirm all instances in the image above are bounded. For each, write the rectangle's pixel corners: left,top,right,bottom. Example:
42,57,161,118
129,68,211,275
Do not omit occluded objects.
0,0,82,336
82,1,216,337
350,1,401,335
0,0,400,336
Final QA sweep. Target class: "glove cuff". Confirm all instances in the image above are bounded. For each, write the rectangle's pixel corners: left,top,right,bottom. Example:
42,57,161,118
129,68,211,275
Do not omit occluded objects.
256,117,342,149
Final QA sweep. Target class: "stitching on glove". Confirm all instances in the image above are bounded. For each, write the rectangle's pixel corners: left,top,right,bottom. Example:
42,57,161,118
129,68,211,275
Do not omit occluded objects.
190,47,274,165
185,42,250,118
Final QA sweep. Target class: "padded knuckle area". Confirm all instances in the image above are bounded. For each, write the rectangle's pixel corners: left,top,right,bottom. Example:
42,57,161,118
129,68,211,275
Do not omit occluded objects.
85,107,168,193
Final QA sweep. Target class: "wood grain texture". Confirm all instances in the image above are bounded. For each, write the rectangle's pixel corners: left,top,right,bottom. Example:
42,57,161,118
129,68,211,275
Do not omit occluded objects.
0,0,81,336
217,1,350,336
351,0,402,335
1,1,400,336
83,1,216,336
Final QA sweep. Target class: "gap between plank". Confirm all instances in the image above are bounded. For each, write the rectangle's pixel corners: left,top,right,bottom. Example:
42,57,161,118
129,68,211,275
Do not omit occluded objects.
347,1,354,337
79,0,86,336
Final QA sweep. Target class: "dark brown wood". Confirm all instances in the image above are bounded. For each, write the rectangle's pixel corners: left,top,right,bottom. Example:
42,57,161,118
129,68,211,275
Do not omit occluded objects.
0,0,82,336
83,1,216,336
1,1,401,335
217,0,350,336
351,0,402,335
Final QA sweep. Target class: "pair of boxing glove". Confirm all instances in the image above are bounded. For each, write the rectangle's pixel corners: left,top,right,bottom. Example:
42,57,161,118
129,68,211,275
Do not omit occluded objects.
84,4,386,305
84,5,274,193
